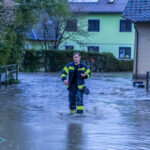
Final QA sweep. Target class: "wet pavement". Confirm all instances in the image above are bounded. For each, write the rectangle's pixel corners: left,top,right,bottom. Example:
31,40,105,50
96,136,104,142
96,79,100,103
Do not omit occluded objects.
0,72,150,150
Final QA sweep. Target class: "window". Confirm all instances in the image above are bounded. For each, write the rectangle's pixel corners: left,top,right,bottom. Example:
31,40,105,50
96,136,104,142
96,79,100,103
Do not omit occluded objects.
119,47,131,59
66,19,77,32
65,46,74,50
120,20,132,32
88,20,100,32
88,46,99,53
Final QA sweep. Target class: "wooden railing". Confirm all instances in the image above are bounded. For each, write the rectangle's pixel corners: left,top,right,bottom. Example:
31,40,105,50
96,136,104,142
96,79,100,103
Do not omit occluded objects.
0,64,19,89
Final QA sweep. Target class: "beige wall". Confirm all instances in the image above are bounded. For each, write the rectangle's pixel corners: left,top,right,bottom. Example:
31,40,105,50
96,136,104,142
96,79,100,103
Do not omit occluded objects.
133,23,150,79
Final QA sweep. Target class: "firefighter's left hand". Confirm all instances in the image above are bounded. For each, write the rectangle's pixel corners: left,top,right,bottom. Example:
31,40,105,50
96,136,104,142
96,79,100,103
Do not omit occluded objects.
81,73,86,78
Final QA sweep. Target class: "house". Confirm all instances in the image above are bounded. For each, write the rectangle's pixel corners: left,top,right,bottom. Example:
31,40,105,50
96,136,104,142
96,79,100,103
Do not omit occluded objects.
25,15,59,50
25,25,59,50
122,0,150,79
26,0,135,60
59,0,135,59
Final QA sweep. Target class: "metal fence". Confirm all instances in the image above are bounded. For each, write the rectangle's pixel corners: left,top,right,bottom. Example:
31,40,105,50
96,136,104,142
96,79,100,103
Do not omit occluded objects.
0,64,19,89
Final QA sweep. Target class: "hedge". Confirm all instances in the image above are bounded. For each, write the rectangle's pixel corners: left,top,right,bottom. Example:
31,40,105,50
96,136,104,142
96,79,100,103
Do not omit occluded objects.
21,50,133,72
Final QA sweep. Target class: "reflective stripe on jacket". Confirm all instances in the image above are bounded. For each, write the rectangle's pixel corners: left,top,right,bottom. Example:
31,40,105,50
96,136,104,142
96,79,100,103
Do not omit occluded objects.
61,61,91,90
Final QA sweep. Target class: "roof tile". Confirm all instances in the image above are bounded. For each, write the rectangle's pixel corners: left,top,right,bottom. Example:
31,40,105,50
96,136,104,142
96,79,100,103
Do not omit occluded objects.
122,0,150,22
70,0,128,13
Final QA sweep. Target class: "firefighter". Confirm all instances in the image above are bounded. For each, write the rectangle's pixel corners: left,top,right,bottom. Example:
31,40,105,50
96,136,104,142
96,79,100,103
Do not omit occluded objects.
61,52,91,114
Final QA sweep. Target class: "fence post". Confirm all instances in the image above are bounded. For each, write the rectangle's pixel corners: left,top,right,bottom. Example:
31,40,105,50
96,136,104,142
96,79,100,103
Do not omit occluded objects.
5,66,8,88
10,65,13,83
16,64,19,81
146,72,149,91
0,64,19,89
0,67,1,89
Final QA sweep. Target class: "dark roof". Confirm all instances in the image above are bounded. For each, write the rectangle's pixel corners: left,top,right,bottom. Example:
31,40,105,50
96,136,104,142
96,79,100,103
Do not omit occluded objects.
25,21,59,41
122,0,150,22
25,12,58,41
70,0,128,13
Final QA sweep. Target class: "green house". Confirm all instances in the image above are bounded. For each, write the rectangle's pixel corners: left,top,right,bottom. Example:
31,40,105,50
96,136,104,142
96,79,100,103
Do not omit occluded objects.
26,0,135,59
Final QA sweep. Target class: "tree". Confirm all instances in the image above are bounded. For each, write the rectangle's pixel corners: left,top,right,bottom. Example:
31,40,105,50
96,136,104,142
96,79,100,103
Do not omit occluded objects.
0,0,16,33
34,0,89,50
0,0,36,65
0,0,17,65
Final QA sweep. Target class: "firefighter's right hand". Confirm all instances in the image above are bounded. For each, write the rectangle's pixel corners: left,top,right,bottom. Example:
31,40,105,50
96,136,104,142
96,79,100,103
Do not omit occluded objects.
64,80,69,85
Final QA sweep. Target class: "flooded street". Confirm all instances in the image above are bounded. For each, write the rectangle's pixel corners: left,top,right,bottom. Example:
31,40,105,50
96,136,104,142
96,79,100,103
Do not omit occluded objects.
0,72,150,150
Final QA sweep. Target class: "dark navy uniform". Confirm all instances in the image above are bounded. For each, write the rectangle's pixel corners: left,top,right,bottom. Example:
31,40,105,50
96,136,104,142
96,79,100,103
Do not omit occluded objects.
61,61,91,114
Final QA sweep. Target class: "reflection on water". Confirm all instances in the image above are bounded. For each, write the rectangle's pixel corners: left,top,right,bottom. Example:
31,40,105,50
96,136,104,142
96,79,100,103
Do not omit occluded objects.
67,123,83,150
0,72,150,150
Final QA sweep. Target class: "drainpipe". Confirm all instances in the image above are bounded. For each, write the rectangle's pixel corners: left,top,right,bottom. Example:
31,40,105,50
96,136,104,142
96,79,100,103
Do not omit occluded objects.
134,24,139,79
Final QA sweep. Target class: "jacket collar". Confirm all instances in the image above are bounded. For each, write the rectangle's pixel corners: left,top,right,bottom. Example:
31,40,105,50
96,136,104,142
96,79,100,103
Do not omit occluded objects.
73,61,82,65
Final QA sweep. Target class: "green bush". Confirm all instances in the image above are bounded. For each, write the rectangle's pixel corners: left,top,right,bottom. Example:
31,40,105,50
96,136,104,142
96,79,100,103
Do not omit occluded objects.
21,50,133,72
22,50,44,72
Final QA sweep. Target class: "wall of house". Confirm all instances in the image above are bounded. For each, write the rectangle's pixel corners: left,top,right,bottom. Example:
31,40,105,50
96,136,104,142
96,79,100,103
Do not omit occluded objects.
59,13,135,59
25,41,44,50
25,13,135,59
133,23,150,78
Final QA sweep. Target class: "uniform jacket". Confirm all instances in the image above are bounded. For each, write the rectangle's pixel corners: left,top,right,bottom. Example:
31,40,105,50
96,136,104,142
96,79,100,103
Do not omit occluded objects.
61,61,91,90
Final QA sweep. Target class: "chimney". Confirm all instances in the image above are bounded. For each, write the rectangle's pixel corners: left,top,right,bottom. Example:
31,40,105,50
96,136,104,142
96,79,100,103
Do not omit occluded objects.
107,0,115,4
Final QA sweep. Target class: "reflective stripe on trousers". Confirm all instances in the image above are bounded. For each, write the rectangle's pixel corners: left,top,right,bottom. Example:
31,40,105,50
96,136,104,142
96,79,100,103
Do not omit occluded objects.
68,84,84,113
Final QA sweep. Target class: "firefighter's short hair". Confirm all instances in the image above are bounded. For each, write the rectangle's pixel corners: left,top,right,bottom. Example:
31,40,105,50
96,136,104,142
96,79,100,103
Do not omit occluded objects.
73,52,81,57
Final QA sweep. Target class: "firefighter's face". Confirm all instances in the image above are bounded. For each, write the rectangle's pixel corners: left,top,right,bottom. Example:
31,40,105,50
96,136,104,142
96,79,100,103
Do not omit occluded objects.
73,54,81,63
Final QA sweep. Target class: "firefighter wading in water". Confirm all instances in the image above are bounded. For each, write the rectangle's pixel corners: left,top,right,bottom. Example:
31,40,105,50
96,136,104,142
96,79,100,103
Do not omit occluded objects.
61,52,91,114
